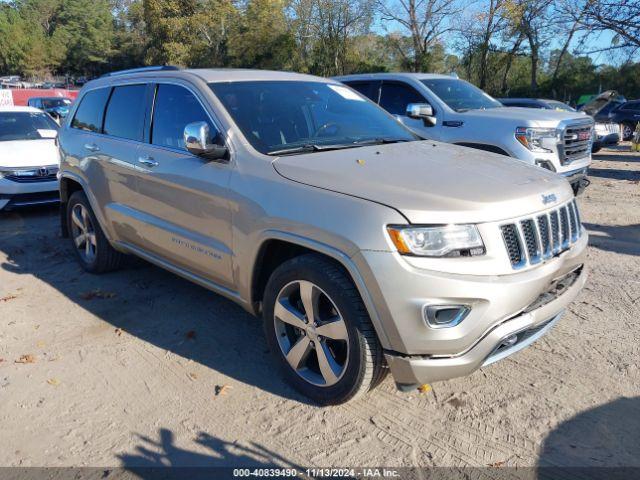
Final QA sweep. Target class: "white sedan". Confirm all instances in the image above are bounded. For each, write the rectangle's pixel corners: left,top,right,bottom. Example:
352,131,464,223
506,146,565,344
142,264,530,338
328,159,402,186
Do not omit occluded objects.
0,106,60,211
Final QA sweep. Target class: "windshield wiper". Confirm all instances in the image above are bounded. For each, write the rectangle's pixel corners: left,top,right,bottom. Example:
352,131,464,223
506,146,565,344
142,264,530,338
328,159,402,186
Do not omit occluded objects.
267,138,411,156
351,137,411,146
267,143,365,156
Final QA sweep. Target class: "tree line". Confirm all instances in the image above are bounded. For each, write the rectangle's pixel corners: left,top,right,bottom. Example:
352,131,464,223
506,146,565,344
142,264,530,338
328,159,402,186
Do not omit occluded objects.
1,0,639,101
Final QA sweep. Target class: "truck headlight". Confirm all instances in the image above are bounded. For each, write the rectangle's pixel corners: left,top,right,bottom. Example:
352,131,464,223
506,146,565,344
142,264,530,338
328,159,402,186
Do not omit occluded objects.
387,225,485,257
515,127,557,153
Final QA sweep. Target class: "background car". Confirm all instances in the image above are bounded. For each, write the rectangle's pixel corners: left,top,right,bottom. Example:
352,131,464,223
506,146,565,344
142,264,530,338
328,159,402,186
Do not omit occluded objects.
499,98,576,112
606,100,640,141
0,106,60,210
27,96,73,121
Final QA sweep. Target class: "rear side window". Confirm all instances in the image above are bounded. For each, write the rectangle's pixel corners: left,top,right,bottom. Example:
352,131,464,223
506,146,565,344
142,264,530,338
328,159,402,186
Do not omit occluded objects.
103,84,147,141
622,102,639,111
151,84,213,150
345,82,379,102
71,88,110,132
379,82,426,115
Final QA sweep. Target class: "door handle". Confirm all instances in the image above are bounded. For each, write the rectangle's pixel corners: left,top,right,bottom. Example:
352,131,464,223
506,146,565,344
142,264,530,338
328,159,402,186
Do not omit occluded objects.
84,143,99,152
137,156,158,168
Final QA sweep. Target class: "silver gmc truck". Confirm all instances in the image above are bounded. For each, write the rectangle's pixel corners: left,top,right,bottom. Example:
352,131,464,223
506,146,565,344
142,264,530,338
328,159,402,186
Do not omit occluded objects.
335,73,594,195
58,67,587,404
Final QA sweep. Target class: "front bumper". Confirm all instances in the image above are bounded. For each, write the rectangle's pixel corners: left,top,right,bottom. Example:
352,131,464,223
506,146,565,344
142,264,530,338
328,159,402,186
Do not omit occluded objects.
0,177,59,210
384,266,586,385
352,232,587,386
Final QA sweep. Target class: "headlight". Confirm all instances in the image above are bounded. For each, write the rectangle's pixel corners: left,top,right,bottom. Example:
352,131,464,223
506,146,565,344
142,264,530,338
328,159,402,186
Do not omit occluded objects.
515,127,557,152
387,225,485,257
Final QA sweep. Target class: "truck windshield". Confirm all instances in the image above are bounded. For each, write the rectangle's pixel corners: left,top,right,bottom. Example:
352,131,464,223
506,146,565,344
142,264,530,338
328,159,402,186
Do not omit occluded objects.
209,81,418,155
421,78,502,112
0,112,59,141
42,98,71,108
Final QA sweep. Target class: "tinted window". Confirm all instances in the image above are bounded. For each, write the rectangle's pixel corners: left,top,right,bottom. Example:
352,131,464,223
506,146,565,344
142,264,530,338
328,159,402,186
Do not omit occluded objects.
71,88,110,132
622,102,640,111
345,82,378,102
152,84,213,150
421,78,502,112
103,85,147,141
0,112,59,141
379,82,425,115
210,81,417,155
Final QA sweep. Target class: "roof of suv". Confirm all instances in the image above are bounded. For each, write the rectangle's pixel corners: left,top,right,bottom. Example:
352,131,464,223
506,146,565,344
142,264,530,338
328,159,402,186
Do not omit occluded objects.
335,73,455,81
0,106,42,113
86,68,335,88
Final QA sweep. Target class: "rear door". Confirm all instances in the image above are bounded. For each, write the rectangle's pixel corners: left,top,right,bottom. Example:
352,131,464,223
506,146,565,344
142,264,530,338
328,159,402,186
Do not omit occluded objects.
133,81,234,289
91,83,150,244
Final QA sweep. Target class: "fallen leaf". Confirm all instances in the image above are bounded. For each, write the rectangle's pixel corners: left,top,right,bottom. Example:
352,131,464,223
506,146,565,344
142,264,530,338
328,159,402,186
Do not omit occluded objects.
215,384,232,396
80,289,116,300
114,328,124,336
188,372,198,380
0,358,4,363
185,330,196,340
46,378,60,386
15,354,36,364
488,461,505,467
417,384,431,394
0,295,17,302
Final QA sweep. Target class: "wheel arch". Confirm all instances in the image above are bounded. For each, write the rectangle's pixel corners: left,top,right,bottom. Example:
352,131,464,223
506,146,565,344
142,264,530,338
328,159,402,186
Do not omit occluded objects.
249,231,391,349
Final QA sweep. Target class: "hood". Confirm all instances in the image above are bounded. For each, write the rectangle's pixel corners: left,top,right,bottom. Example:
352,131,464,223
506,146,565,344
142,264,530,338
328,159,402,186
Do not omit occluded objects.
580,91,625,117
0,139,60,168
273,141,573,224
460,106,585,125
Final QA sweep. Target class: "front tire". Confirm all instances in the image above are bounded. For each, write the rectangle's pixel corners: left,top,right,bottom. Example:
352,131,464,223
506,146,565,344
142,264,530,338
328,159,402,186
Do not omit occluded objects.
622,122,635,141
67,191,124,273
263,254,386,405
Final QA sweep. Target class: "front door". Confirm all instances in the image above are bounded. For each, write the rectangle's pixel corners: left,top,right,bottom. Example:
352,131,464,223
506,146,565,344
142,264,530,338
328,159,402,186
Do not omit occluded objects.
379,81,436,139
133,82,234,289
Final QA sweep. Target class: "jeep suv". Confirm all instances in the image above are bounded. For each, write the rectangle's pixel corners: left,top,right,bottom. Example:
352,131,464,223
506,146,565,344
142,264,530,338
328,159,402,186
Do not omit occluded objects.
58,67,587,404
335,73,594,195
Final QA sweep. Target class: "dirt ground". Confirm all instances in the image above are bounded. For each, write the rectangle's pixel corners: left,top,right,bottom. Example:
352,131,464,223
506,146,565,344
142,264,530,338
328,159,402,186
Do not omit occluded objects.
1,144,639,472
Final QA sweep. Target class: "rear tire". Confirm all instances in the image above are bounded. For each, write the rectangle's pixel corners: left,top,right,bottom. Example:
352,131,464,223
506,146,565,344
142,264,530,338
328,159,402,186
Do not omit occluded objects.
67,191,124,273
263,254,387,405
622,122,635,141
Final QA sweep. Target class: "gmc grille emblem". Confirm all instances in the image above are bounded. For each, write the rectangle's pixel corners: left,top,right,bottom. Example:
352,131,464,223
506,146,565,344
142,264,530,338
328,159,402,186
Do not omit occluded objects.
542,193,557,205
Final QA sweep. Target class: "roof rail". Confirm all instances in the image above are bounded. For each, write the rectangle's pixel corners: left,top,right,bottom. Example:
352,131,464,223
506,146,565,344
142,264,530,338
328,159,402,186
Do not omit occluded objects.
100,66,180,78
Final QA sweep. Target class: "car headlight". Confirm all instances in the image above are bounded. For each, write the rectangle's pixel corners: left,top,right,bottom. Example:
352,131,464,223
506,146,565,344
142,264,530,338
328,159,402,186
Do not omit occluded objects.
387,225,485,257
515,127,557,153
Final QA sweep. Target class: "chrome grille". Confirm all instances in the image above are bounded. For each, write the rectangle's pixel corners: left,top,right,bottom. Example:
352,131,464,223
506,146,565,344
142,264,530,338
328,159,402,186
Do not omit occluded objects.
4,166,59,183
560,124,592,165
501,200,583,269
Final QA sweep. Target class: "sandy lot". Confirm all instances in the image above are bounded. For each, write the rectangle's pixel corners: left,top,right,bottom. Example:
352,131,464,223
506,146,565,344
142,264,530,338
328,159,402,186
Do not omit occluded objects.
1,145,639,471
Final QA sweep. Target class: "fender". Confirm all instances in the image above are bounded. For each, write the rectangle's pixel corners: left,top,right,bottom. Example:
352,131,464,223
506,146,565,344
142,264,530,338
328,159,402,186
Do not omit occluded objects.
250,230,392,349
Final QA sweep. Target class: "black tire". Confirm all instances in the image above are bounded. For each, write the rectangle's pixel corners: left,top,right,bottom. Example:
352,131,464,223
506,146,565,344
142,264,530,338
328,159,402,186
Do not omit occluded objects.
67,191,125,273
591,145,601,154
263,254,387,405
622,122,635,141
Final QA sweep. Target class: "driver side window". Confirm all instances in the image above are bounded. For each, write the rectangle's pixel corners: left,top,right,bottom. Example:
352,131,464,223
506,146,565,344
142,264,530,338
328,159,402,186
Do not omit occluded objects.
379,82,427,116
151,84,215,150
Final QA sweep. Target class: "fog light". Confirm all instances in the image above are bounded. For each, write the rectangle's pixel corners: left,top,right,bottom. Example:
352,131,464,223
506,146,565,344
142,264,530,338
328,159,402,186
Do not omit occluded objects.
423,305,470,328
500,334,518,348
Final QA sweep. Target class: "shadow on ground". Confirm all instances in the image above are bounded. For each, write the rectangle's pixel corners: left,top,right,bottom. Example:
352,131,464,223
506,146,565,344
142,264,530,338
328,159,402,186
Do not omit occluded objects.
538,397,640,478
0,206,310,404
585,222,640,256
119,427,301,468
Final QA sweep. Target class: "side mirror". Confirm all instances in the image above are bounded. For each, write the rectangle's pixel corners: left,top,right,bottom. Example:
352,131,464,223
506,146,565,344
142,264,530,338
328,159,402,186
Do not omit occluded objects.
406,103,436,126
184,121,228,161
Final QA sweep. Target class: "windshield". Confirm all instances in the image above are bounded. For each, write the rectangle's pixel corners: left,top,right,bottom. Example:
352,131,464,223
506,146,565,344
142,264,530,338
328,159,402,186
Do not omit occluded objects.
421,78,502,112
0,112,59,141
546,100,575,112
209,81,418,155
42,98,71,109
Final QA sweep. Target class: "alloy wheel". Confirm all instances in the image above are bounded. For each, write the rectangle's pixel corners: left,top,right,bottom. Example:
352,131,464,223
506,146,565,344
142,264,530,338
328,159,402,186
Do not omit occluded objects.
70,203,97,264
273,280,349,387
